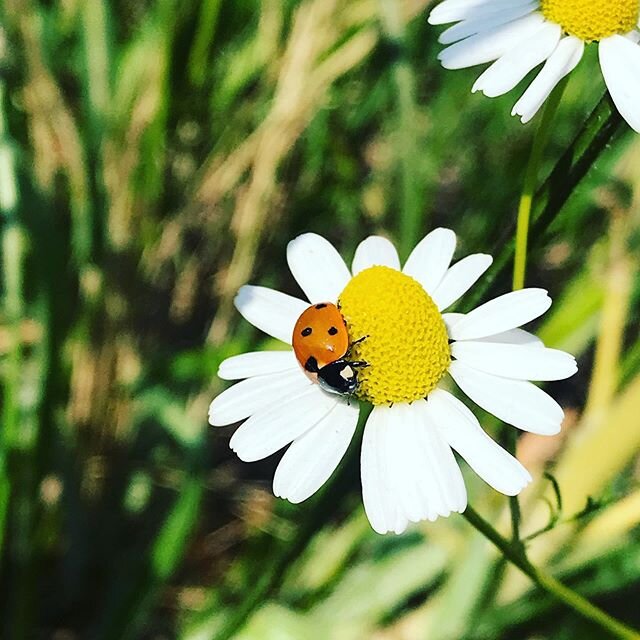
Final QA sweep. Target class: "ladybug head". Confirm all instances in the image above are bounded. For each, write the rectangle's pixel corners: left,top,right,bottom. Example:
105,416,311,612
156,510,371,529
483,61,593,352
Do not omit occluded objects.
317,359,358,396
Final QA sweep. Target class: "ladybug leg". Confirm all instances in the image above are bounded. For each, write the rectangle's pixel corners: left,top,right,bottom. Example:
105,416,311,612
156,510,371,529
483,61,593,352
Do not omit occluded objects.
345,334,369,358
350,360,369,369
351,334,369,347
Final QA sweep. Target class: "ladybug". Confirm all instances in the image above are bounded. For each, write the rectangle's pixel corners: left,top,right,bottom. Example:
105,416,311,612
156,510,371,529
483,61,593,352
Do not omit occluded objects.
292,302,367,396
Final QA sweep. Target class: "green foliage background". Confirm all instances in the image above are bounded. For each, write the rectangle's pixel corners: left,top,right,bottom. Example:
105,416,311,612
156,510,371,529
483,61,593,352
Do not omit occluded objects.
0,0,639,638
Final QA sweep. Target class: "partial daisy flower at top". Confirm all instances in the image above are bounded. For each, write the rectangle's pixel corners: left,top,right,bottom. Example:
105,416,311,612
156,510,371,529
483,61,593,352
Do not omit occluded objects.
429,0,640,131
209,230,577,534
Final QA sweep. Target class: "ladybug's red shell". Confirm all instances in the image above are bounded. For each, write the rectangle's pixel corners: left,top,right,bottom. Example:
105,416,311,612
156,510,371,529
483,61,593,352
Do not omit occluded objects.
292,303,349,374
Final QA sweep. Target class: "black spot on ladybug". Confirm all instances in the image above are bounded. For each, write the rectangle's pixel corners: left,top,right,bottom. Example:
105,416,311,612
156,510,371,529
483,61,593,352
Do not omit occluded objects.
304,356,319,372
315,303,327,309
301,327,312,337
328,326,338,335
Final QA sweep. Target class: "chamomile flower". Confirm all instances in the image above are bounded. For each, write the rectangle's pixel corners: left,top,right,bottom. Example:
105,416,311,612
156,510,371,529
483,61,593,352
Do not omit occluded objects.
209,230,576,534
429,0,640,131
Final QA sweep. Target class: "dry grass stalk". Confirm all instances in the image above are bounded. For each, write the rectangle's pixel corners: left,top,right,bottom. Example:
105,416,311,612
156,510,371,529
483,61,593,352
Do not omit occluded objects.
8,0,89,224
102,36,167,249
206,0,380,344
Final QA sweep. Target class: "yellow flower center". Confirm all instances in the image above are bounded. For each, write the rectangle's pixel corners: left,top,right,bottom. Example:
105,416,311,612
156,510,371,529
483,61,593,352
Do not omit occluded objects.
541,0,639,41
338,266,450,406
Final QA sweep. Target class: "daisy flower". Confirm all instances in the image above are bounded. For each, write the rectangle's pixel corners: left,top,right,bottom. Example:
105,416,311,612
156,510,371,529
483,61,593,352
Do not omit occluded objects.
429,0,640,131
209,230,576,534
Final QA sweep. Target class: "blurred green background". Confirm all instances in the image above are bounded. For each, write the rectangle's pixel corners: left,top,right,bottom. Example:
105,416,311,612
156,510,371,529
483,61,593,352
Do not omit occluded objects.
1,0,639,638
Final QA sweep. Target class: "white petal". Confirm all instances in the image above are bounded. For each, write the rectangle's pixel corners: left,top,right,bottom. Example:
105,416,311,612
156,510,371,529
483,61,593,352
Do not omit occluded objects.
218,350,298,380
273,400,359,503
438,1,539,45
361,405,408,534
599,35,640,133
429,0,536,26
386,405,427,523
471,22,561,97
451,341,577,380
429,389,531,495
209,369,310,426
235,285,308,345
361,400,467,533
229,385,338,462
512,36,584,123
287,233,351,303
411,400,467,516
449,288,551,340
403,228,456,294
445,316,543,345
443,312,465,334
476,328,542,346
449,360,564,435
351,236,400,274
438,13,545,70
627,31,640,44
431,253,493,310
372,402,467,528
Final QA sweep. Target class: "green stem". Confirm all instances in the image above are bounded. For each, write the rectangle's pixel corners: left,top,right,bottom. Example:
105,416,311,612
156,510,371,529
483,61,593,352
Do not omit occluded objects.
507,432,522,544
99,460,204,640
0,81,22,574
1,80,39,639
463,505,640,640
81,0,111,133
509,78,576,544
378,0,423,259
462,92,626,313
188,0,222,87
513,76,568,291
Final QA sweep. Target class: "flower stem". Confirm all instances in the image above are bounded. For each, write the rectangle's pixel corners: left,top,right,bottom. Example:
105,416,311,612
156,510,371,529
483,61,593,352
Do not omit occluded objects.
513,76,569,291
507,433,522,543
508,78,569,543
462,93,626,313
463,505,640,640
